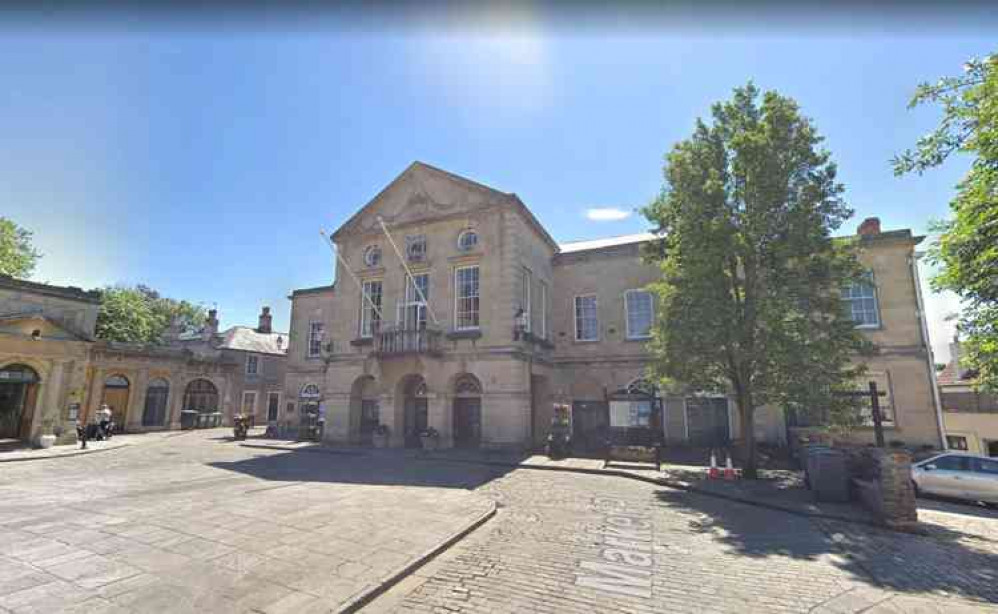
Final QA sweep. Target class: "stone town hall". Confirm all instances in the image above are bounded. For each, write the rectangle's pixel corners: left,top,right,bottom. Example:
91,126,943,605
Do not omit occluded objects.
281,162,944,451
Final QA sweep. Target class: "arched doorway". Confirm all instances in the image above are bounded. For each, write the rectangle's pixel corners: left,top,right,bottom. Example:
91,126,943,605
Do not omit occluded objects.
183,379,218,413
452,374,482,449
350,376,379,445
400,375,428,448
142,378,170,427
0,364,40,440
101,375,131,431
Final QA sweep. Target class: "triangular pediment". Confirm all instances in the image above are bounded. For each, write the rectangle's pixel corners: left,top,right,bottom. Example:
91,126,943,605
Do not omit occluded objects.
0,313,91,341
332,162,516,239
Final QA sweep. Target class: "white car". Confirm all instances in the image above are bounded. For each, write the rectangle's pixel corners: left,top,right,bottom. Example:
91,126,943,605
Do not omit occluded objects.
911,453,998,505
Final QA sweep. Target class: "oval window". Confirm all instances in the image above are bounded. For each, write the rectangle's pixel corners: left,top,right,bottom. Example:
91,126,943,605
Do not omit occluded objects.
457,229,478,251
363,245,382,267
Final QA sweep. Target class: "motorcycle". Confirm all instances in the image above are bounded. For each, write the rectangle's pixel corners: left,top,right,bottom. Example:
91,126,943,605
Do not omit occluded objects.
232,414,250,441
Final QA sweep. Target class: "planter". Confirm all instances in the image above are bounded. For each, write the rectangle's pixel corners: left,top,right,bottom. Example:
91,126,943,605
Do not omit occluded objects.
37,434,57,449
420,435,439,451
372,433,390,449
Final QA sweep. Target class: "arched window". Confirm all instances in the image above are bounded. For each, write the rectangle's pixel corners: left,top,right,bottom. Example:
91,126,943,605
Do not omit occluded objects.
300,384,321,399
363,245,382,268
105,374,129,388
183,379,218,414
0,364,39,383
457,229,478,251
142,378,170,426
454,374,482,396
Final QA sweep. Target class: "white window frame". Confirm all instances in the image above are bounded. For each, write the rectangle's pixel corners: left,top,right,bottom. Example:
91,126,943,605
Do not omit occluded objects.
841,273,881,329
245,354,259,375
266,391,281,421
539,280,548,339
520,267,532,333
306,321,324,358
241,391,257,415
574,294,599,342
454,265,481,331
363,245,382,268
360,279,383,338
457,229,478,251
624,289,655,340
397,273,429,330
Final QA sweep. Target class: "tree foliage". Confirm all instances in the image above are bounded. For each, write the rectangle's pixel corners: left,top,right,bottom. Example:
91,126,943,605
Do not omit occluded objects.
894,54,998,390
95,285,205,345
643,84,871,477
0,217,41,278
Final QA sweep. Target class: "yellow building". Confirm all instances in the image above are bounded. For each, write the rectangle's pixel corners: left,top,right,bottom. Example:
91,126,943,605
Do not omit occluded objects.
938,338,998,456
284,163,944,451
0,275,239,446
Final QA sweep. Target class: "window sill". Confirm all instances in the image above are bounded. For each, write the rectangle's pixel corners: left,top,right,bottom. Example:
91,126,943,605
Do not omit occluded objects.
350,337,374,347
574,338,600,344
624,336,652,342
447,329,483,340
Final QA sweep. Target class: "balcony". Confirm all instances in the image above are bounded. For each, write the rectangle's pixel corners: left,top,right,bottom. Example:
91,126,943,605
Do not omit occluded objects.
376,326,443,357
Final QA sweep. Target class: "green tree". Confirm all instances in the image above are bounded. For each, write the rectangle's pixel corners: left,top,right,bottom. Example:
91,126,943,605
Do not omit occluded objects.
894,54,998,390
95,285,206,344
643,84,870,478
0,217,41,278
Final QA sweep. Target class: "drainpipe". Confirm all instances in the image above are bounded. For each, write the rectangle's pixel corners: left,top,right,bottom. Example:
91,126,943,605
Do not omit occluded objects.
911,251,947,449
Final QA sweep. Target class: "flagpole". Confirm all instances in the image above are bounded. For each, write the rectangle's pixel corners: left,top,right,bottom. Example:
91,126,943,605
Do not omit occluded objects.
376,216,439,327
319,230,385,323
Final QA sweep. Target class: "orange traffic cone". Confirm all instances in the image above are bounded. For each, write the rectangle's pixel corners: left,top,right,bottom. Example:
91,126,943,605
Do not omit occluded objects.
708,450,720,480
724,453,737,480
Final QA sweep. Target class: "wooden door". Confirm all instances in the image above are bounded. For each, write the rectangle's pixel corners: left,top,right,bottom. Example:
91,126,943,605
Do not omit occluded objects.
102,388,130,430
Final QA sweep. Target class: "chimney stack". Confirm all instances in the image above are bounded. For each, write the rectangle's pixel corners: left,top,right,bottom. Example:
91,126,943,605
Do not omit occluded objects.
950,334,967,380
258,306,273,334
857,217,881,236
203,309,220,341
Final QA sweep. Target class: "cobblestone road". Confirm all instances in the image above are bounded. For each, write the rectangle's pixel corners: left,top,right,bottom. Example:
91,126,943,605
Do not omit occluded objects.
371,467,998,614
0,430,495,613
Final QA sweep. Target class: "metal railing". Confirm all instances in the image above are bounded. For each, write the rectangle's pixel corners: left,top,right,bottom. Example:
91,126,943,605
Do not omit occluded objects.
376,326,442,356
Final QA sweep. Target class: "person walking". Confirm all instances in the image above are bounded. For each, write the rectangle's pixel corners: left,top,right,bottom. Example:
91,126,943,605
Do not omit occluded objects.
97,404,113,438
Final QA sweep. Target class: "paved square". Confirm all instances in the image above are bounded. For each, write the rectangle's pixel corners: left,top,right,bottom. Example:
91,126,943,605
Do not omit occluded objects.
0,431,494,613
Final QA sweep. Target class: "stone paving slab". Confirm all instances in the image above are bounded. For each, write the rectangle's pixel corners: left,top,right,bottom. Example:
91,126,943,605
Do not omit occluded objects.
0,429,497,614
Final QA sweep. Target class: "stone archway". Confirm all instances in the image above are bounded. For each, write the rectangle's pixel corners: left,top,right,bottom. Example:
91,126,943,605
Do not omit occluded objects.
0,364,40,440
100,374,131,432
452,373,482,449
349,375,379,445
396,374,428,448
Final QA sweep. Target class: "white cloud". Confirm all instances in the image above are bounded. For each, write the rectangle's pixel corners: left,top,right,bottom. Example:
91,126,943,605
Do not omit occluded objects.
585,208,632,222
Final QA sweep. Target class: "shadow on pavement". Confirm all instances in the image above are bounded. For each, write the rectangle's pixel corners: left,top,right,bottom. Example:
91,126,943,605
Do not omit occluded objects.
918,495,998,519
654,487,998,604
208,446,522,490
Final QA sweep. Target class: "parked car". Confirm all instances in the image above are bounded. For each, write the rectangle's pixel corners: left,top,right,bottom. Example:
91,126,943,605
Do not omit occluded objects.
911,452,998,505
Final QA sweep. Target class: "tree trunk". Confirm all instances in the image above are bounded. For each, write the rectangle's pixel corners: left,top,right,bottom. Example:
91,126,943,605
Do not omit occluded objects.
737,393,758,479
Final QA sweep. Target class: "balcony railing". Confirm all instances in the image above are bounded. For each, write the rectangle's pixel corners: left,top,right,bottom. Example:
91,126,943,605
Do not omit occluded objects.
376,326,443,357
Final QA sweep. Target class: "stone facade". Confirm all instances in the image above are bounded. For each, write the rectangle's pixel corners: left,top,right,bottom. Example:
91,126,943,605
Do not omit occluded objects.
285,162,943,451
0,275,244,445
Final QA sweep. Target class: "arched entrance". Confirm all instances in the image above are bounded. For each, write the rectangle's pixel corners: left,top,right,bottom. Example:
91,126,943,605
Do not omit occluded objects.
101,375,131,431
400,375,428,448
184,379,218,412
350,376,379,445
452,374,482,449
0,364,40,440
142,378,170,427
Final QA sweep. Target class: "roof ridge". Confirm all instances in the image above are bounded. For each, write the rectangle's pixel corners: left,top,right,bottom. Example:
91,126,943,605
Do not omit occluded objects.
559,231,657,245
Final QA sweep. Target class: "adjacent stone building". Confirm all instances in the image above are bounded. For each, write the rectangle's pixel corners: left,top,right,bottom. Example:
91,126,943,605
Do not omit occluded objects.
286,162,945,451
0,274,286,445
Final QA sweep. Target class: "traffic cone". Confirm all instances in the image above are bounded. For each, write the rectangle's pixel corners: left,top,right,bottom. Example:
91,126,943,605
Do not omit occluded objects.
708,450,719,480
724,453,736,480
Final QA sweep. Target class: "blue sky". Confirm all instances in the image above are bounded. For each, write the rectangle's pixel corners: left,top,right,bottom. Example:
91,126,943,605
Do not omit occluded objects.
1,10,993,361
